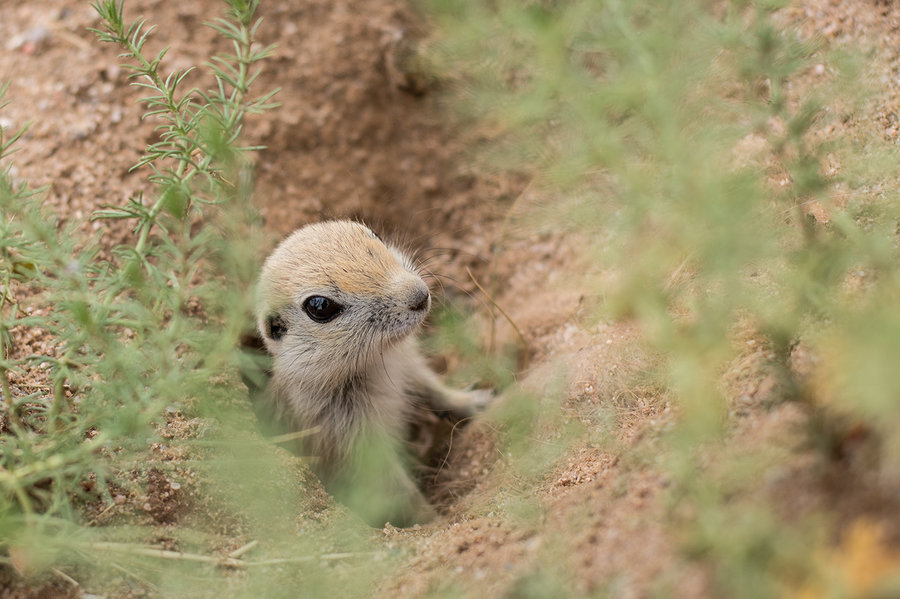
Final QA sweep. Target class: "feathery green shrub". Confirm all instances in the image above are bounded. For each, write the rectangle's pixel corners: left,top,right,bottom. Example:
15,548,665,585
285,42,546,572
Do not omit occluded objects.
0,0,285,588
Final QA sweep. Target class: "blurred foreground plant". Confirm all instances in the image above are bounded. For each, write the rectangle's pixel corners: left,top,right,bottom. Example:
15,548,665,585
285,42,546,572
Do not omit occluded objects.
427,0,900,595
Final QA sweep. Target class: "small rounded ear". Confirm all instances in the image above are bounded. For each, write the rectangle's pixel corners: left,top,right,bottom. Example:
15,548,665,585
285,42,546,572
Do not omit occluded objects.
264,313,288,341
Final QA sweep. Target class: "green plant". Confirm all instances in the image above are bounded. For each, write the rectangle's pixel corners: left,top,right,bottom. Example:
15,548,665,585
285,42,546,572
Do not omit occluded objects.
0,0,284,586
426,0,900,595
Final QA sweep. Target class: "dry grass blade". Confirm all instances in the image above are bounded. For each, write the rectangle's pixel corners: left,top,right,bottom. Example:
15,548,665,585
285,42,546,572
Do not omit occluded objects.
87,542,372,569
466,266,529,369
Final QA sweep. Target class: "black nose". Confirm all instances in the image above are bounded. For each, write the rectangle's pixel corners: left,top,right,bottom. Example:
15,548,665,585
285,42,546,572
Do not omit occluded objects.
409,287,430,312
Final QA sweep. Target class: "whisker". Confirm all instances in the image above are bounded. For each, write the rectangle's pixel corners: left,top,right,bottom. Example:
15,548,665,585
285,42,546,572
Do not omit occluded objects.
416,247,491,263
421,268,447,296
422,272,488,302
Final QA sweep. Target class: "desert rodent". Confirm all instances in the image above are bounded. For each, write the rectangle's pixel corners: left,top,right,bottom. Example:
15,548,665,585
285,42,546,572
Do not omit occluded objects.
254,220,484,526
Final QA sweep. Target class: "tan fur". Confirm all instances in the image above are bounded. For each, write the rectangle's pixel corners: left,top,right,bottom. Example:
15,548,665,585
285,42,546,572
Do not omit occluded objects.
255,220,483,526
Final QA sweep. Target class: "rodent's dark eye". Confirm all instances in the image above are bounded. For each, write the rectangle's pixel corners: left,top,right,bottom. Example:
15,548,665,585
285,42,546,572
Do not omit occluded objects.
303,296,344,323
265,313,288,341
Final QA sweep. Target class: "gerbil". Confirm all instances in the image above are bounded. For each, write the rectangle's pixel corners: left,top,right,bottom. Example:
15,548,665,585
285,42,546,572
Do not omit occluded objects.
253,220,484,526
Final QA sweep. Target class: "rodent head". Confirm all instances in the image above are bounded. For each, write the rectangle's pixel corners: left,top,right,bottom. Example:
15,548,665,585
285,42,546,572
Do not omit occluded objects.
256,220,431,386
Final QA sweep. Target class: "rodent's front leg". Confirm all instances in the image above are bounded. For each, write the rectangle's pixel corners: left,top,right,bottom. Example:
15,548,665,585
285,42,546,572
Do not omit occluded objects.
405,358,491,423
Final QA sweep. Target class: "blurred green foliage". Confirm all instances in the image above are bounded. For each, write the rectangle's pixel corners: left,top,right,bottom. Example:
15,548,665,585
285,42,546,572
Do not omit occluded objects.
425,303,518,390
427,0,900,595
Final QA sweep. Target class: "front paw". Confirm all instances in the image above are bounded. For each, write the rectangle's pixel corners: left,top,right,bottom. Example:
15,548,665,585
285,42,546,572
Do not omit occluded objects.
466,387,494,411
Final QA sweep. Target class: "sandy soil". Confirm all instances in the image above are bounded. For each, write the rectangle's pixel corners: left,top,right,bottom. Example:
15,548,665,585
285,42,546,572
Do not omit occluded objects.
1,0,899,597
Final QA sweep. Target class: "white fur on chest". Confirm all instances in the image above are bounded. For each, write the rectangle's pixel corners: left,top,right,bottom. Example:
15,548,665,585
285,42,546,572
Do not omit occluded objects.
271,336,422,466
